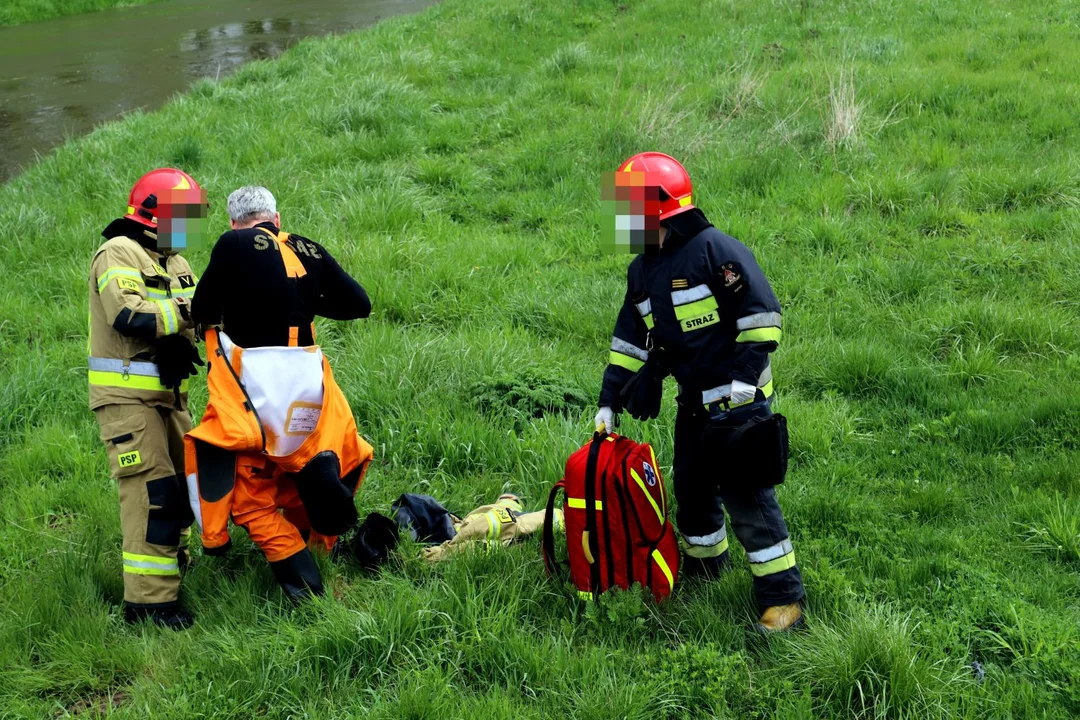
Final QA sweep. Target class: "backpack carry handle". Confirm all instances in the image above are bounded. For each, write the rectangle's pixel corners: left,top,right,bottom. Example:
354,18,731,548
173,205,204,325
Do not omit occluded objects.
542,479,567,577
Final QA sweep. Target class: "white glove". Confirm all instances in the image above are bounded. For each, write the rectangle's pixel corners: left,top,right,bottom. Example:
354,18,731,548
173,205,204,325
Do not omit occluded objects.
729,380,757,406
594,406,614,433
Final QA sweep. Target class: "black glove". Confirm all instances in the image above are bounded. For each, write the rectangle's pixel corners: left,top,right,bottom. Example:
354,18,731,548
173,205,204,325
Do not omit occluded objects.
156,334,205,389
618,353,666,421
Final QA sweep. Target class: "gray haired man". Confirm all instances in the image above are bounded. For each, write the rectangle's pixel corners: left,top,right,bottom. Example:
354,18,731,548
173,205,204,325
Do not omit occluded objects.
188,185,372,600
191,185,371,348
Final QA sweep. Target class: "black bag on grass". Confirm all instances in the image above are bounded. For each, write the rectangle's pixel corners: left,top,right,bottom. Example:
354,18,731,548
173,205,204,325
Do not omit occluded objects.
391,493,458,544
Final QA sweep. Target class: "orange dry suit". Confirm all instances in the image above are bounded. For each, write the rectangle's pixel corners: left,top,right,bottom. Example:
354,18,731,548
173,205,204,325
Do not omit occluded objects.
185,329,372,597
184,227,372,600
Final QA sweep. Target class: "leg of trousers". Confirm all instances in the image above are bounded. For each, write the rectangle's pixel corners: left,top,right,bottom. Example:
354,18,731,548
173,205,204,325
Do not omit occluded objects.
95,404,192,607
230,459,309,563
673,406,804,607
278,474,336,554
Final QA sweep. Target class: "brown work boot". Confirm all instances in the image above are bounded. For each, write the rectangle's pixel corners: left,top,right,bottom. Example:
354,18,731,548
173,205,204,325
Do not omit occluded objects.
754,603,804,634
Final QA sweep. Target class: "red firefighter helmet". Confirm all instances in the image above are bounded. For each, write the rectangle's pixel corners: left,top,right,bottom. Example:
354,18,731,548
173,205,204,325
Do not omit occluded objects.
616,152,694,221
124,168,202,229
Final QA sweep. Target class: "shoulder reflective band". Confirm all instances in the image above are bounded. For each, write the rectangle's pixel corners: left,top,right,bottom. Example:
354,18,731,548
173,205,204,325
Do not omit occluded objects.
629,468,663,524
88,357,188,393
122,551,180,576
634,298,654,329
651,549,674,589
97,266,143,293
567,498,603,510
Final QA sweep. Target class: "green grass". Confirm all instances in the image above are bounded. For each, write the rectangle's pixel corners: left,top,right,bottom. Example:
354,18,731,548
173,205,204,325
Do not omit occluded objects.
0,0,161,26
2,0,1080,716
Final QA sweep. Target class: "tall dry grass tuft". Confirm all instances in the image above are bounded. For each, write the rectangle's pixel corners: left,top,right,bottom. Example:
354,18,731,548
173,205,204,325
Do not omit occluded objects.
824,65,864,147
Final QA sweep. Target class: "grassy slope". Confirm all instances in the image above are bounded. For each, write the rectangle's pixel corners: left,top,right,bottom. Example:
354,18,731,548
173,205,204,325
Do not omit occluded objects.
1,0,1079,716
0,0,161,26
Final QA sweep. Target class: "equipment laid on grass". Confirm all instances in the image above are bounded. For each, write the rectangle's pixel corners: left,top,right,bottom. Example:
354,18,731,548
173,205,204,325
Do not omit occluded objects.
543,433,679,601
419,493,559,562
391,493,459,544
344,493,559,569
346,512,400,571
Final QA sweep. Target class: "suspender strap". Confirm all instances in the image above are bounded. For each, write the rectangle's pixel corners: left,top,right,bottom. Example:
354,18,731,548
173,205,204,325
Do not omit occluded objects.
265,229,306,278
262,226,306,345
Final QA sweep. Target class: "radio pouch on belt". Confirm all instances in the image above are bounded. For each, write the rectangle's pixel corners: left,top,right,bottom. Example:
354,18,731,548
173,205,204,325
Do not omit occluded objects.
702,407,789,490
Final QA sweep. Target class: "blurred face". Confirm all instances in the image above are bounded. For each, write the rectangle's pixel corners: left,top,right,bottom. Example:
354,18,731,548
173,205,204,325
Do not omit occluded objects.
155,187,209,254
601,170,664,254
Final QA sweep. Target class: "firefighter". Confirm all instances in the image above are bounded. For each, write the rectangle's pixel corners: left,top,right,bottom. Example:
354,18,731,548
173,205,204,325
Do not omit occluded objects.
187,185,373,601
89,168,207,629
595,153,805,633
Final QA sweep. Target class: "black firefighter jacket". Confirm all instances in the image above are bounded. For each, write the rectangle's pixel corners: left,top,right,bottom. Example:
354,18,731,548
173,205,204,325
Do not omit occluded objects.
598,210,782,411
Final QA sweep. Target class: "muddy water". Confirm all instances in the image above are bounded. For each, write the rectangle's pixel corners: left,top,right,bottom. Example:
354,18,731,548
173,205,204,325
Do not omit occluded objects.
0,0,432,182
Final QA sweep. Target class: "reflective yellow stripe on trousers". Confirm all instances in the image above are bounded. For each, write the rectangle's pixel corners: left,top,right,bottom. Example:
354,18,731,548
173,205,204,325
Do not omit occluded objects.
748,539,796,577
122,551,179,576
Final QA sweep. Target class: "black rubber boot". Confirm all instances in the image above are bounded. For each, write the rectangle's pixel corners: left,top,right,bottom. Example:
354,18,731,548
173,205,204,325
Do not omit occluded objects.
124,602,194,630
269,548,325,602
681,551,732,580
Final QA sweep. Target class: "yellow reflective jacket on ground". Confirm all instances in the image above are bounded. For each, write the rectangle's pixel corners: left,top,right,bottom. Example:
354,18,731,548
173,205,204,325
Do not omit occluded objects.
422,494,564,562
88,235,197,410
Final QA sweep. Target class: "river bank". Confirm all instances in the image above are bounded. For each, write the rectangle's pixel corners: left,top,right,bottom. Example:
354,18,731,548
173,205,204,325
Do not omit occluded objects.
0,0,432,180
1,0,161,26
1,0,1078,716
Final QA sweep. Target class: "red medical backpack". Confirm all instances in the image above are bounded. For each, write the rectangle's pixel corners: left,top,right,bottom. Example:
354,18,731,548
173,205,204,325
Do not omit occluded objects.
543,433,680,601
